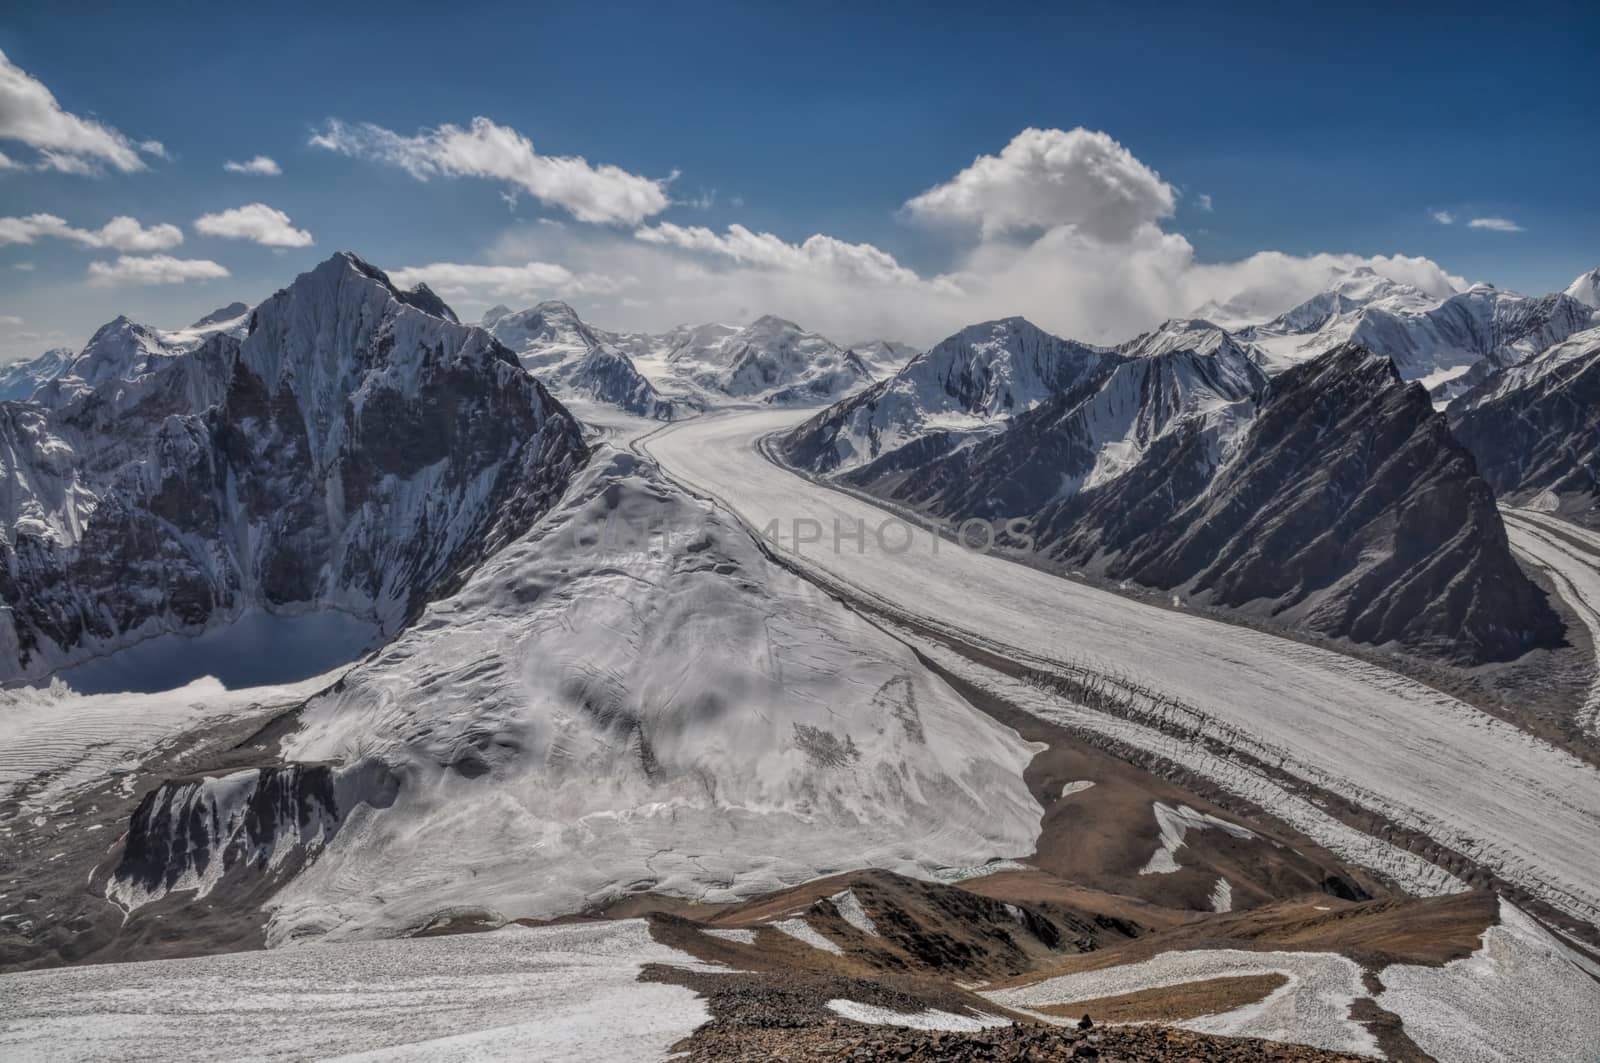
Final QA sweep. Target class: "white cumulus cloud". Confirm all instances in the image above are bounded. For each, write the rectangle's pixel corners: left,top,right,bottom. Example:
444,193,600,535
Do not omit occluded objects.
0,49,161,174
87,255,230,286
194,203,313,247
903,127,1177,240
224,155,282,176
1468,216,1523,233
310,116,671,226
0,212,183,251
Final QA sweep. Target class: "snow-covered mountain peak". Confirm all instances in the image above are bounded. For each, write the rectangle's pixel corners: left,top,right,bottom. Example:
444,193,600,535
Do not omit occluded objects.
1237,268,1596,389
488,300,601,361
480,304,514,327
0,347,74,402
240,252,525,465
190,302,250,330
847,339,920,379
38,316,184,405
910,317,1110,409
1566,267,1600,309
1118,318,1253,362
328,251,460,324
0,251,587,682
779,317,1111,475
486,299,674,419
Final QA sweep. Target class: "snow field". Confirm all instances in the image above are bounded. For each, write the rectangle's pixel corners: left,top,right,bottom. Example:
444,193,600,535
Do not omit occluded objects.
0,920,713,1063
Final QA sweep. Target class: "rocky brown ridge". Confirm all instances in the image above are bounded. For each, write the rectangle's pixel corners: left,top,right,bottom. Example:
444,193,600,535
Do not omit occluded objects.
673,1014,1370,1063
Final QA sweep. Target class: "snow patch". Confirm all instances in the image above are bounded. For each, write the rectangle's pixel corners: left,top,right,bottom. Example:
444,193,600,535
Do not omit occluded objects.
827,999,1008,1032
984,948,1378,1058
770,917,844,956
1210,877,1233,913
1378,900,1600,1063
1139,802,1256,875
0,920,711,1063
829,889,880,937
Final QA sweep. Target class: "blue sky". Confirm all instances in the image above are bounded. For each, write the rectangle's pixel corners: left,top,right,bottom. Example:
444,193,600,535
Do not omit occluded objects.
1,0,1596,359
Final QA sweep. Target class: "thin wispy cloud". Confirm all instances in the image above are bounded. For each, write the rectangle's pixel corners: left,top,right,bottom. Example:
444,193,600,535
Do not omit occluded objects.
0,49,162,174
1468,216,1523,233
194,203,313,247
309,116,672,226
224,155,282,176
0,212,183,251
388,260,622,303
1196,193,1214,212
1430,209,1455,225
86,254,230,286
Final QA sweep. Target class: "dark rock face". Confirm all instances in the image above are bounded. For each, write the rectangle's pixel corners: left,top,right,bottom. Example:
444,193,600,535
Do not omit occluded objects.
111,760,399,907
1048,347,1560,662
833,343,1560,664
0,252,589,681
1449,330,1600,527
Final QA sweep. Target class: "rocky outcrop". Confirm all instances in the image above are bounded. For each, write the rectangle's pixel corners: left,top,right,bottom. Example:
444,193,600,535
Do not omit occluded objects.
0,252,588,681
108,759,399,912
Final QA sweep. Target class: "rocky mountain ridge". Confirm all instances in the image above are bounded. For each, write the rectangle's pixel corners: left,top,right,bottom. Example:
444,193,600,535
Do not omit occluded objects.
0,252,588,683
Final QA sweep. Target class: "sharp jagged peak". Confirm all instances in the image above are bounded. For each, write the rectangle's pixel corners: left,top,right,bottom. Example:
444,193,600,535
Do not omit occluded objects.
316,251,460,324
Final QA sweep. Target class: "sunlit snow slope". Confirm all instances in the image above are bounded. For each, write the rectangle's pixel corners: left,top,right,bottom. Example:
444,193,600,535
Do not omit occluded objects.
258,447,1042,942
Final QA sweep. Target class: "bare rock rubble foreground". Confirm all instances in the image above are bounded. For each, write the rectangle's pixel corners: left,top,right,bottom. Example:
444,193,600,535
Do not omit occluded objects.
676,1004,1367,1062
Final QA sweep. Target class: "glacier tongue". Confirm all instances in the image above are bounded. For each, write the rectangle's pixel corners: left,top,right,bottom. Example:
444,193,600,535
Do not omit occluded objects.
265,446,1043,943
